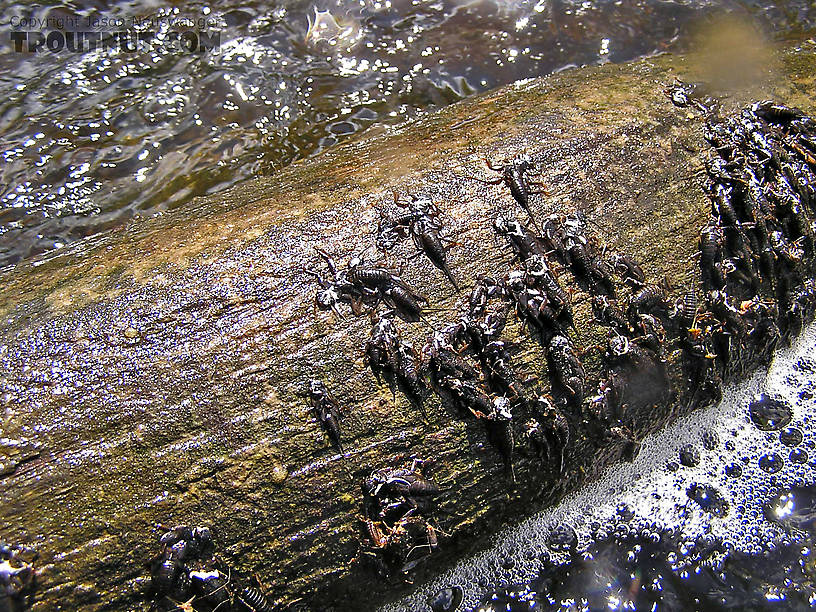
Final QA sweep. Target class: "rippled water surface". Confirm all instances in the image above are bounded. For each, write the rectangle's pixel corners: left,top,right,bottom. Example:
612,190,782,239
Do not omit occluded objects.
1,0,814,266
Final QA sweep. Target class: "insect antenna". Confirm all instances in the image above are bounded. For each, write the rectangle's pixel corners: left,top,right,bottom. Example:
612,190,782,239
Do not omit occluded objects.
314,246,339,277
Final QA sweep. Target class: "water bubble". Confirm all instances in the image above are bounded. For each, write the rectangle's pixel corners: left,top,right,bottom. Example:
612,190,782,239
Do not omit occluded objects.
724,462,743,478
429,585,464,612
616,504,634,521
780,427,804,447
679,445,701,467
702,430,720,450
547,524,578,552
686,483,729,517
748,394,793,431
764,486,816,532
759,453,784,473
790,448,808,464
794,357,815,374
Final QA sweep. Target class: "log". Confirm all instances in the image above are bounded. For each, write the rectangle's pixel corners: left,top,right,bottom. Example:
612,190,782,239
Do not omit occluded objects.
1,41,816,611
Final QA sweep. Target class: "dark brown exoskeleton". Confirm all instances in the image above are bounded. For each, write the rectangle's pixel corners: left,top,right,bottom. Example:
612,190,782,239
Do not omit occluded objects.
591,295,630,335
769,230,806,266
590,371,628,424
363,464,441,513
604,333,651,368
684,332,723,407
717,258,759,294
395,341,429,417
562,213,590,276
462,397,516,482
587,250,617,297
411,214,460,291
424,334,480,388
481,340,524,399
627,283,667,324
708,290,747,347
540,214,570,264
384,284,429,323
609,252,646,287
348,261,400,291
672,290,699,333
189,568,233,610
752,100,806,124
705,156,747,186
400,523,441,574
524,254,573,325
503,270,565,343
458,303,509,358
472,396,516,482
562,212,616,297
709,182,741,228
445,377,495,419
664,79,717,113
346,257,430,319
771,172,809,230
700,223,726,288
740,297,780,361
483,304,510,340
493,216,546,262
386,514,441,574
364,519,391,549
305,380,345,452
152,540,186,596
361,459,441,578
152,525,213,598
547,334,586,404
782,161,816,215
365,314,400,395
526,395,570,474
309,248,379,317
513,286,565,343
785,279,816,335
468,275,504,318
436,319,469,354
634,313,667,361
472,153,547,229
704,116,740,156
376,193,438,251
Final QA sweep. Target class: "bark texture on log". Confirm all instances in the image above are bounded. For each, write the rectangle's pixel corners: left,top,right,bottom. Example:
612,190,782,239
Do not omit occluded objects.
1,42,816,611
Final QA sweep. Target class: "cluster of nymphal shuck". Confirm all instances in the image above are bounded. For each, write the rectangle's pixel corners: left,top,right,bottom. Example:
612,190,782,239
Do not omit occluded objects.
1,544,35,612
666,85,816,405
149,525,273,611
356,460,443,581
299,94,816,584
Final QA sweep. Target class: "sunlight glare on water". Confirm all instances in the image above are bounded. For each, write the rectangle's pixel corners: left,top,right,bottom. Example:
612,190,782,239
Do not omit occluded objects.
0,0,814,266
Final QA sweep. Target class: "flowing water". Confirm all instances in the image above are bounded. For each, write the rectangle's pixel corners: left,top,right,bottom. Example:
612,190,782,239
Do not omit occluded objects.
387,324,816,611
1,0,815,266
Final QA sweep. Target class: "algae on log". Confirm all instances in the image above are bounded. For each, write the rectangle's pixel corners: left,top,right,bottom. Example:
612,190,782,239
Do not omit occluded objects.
1,42,816,611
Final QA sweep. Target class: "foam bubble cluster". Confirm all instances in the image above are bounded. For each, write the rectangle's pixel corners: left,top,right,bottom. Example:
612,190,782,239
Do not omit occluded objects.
385,323,816,611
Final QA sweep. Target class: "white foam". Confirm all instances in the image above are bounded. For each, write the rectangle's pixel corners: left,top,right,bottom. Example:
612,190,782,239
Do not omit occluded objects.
384,323,816,611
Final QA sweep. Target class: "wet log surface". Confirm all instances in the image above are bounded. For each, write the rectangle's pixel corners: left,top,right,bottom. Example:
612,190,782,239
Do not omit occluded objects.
2,41,816,611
